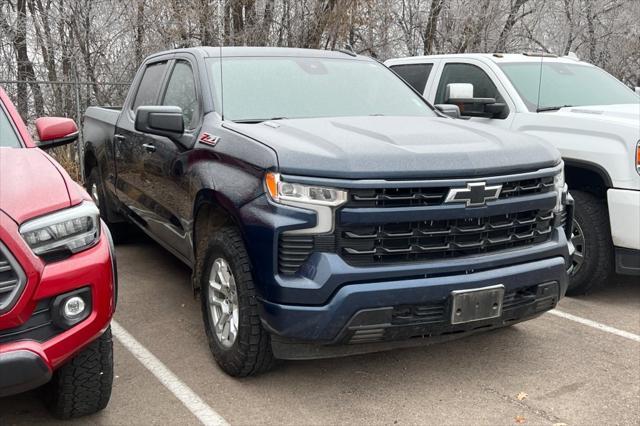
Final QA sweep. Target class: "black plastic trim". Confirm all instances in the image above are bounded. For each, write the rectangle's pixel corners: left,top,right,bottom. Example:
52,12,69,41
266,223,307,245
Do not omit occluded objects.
615,247,640,275
0,350,52,397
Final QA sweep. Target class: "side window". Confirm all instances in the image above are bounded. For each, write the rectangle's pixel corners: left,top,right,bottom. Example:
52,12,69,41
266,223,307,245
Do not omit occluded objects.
0,104,22,147
132,61,168,111
435,63,505,104
390,63,433,94
162,61,200,130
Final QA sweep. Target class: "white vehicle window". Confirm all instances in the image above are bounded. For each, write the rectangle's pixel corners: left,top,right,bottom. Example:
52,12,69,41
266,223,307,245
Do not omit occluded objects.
435,63,505,104
390,63,433,94
499,62,639,111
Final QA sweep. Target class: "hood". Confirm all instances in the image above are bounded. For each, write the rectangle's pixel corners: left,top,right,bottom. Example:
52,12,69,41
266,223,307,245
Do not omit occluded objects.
0,148,80,224
225,116,559,179
553,104,640,126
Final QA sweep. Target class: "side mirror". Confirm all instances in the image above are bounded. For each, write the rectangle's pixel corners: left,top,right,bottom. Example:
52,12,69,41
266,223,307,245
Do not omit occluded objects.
135,106,184,141
435,104,461,119
35,117,78,149
635,87,640,95
445,83,507,119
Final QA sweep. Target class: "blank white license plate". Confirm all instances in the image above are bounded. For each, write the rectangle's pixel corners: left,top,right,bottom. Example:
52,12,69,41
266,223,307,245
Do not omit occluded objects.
451,284,505,324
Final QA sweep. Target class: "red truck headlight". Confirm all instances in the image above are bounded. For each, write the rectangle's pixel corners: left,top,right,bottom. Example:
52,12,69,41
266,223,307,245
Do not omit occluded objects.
19,201,101,261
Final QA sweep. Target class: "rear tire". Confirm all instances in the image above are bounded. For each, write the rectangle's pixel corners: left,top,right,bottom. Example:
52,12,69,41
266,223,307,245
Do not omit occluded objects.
44,327,114,419
86,167,128,242
566,190,613,296
197,227,275,377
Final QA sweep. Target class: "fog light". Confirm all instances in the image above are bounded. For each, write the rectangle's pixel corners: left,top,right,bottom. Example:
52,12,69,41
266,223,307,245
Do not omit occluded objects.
51,287,92,329
63,296,86,320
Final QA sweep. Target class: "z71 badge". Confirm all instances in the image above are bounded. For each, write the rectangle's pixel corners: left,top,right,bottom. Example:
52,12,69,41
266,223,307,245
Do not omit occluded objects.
198,133,220,147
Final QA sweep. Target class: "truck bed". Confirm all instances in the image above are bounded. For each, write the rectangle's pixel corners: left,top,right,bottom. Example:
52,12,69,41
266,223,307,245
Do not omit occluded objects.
83,106,121,155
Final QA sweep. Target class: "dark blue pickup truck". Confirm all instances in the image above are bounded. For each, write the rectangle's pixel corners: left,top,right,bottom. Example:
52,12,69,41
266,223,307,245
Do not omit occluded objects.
83,47,573,376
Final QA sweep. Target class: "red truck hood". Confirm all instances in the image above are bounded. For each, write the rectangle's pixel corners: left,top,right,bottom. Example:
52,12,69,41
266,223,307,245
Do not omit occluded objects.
0,148,84,224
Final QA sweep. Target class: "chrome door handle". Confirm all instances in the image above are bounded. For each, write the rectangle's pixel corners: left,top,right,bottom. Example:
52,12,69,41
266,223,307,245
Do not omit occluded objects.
114,134,126,142
142,143,156,153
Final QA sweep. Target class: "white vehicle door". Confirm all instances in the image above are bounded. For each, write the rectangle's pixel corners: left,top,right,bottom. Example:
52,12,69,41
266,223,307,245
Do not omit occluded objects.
427,58,516,129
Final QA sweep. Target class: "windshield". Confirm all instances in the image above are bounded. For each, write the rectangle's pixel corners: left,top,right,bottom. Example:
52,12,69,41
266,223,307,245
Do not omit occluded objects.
0,103,22,148
498,62,639,111
207,57,435,122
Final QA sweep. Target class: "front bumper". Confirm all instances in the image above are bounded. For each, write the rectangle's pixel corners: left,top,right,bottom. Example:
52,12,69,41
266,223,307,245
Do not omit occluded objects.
261,256,567,359
608,188,640,251
0,221,116,397
608,188,640,275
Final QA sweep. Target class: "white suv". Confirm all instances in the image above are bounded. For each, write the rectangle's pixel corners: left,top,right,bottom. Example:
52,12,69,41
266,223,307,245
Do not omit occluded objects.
385,53,640,295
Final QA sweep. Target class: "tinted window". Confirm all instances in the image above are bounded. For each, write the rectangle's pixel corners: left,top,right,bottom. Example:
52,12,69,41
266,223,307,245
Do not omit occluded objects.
435,63,504,104
499,62,639,111
208,57,435,122
132,61,167,110
390,63,433,94
162,61,199,129
0,104,21,147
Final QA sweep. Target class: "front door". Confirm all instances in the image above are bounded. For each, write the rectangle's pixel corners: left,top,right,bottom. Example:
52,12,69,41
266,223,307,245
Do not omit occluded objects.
428,60,515,129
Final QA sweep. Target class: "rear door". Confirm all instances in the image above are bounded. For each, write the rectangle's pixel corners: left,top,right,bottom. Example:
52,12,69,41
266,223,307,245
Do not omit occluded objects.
388,61,437,97
113,59,170,227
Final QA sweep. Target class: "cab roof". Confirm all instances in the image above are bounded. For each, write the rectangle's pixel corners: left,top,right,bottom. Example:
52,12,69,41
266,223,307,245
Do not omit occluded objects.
146,46,372,61
385,53,593,66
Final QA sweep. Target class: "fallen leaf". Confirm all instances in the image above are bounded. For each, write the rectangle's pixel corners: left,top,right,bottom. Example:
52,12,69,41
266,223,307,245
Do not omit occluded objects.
515,415,526,424
516,392,528,401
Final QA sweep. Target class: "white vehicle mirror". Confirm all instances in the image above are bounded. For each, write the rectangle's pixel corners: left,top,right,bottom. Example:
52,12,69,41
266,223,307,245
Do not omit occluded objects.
445,83,474,102
635,87,640,95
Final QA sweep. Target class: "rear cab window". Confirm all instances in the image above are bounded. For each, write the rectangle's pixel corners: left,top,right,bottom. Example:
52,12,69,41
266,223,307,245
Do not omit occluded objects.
390,63,434,94
0,102,22,148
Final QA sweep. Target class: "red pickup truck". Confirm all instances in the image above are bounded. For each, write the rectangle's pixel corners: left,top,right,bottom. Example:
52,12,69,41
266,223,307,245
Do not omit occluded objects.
0,87,116,418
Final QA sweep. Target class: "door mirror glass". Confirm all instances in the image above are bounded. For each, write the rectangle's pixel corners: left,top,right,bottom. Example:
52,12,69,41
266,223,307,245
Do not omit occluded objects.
135,106,184,140
35,117,78,149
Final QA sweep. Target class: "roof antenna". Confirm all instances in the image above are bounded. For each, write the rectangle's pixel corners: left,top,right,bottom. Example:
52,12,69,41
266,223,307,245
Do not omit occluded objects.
218,1,225,121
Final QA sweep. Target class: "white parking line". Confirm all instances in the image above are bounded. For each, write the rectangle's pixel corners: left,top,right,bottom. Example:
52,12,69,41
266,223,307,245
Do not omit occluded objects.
111,321,229,426
547,309,640,343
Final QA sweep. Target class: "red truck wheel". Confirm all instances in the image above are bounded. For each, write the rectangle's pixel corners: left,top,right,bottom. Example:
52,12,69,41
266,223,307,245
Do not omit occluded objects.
43,327,114,419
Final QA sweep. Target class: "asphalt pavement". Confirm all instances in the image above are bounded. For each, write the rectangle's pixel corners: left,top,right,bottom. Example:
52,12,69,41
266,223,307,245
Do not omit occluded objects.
1,235,638,425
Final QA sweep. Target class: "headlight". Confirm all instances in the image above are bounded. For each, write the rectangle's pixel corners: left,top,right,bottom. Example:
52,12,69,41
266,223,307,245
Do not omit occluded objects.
20,202,100,261
265,172,347,206
265,172,347,234
553,167,565,213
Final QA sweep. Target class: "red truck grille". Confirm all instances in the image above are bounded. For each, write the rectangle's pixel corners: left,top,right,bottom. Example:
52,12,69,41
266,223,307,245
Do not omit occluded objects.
0,241,26,315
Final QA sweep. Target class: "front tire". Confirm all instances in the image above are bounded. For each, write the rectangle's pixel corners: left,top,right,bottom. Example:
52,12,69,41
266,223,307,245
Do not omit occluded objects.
566,190,613,295
44,327,114,419
197,227,275,377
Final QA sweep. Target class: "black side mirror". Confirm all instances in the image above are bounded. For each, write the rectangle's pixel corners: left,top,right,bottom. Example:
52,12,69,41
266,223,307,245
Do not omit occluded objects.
135,106,184,140
435,104,461,119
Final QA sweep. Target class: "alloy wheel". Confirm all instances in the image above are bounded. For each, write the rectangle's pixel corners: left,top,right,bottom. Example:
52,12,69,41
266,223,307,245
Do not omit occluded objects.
569,218,586,276
207,258,239,348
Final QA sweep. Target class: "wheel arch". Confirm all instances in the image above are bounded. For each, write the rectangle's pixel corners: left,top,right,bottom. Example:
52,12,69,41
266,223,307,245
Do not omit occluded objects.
564,159,612,199
191,189,246,291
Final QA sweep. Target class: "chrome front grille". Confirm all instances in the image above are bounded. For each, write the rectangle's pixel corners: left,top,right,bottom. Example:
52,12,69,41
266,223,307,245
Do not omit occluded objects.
0,241,26,315
337,210,554,266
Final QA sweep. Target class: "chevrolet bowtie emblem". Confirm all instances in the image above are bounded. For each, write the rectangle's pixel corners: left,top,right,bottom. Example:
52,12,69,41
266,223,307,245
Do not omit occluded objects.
445,182,502,207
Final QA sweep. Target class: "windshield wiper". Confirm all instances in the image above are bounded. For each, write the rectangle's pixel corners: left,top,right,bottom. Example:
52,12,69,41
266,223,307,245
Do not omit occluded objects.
536,105,573,112
232,117,288,124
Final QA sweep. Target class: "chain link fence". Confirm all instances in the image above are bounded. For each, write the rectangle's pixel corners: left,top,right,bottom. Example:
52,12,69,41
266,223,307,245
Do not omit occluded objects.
0,80,130,181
